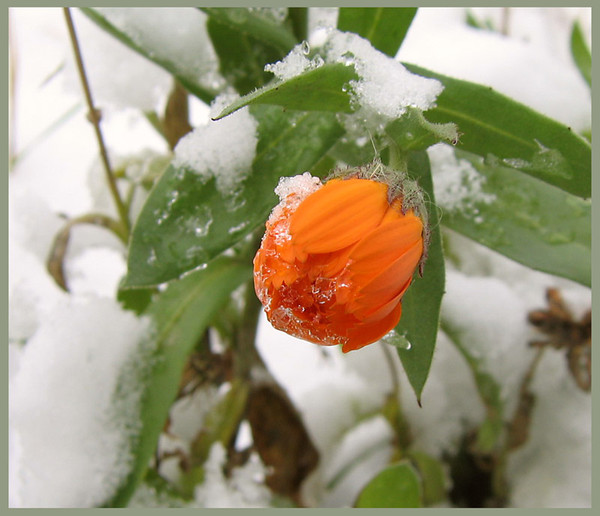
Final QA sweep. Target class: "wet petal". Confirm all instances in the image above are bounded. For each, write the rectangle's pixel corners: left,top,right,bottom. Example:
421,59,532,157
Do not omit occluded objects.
341,302,404,353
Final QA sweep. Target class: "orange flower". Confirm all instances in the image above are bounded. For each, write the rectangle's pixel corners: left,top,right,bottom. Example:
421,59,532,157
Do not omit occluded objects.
254,165,427,353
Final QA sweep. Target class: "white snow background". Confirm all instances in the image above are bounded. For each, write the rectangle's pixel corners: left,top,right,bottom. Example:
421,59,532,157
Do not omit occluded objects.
8,7,592,508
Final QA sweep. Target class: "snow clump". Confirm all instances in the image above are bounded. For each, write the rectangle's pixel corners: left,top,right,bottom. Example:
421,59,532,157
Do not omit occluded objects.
172,94,259,195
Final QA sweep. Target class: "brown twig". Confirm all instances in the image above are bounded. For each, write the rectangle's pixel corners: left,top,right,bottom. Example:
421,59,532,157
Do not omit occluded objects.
63,8,130,235
47,213,128,291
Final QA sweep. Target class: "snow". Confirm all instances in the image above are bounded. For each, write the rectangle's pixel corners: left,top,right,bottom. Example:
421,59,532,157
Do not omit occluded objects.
194,443,271,508
324,30,443,119
428,143,496,218
8,6,592,509
264,27,444,134
172,94,259,194
96,8,224,93
9,297,155,508
398,7,591,131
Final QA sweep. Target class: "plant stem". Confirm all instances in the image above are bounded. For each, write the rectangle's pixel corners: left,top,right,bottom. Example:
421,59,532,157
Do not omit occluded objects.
233,281,266,380
387,139,408,173
380,340,401,403
63,8,130,236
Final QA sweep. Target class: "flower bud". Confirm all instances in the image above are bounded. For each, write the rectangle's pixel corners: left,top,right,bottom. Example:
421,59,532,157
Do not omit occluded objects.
254,162,427,353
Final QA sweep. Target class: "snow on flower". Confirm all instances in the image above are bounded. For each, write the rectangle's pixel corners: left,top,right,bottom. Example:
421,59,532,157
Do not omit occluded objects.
254,165,426,353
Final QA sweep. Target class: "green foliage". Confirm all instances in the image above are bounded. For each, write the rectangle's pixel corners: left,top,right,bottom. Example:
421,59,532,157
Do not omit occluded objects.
212,44,591,205
570,20,591,88
442,322,505,454
393,151,445,404
80,8,220,104
355,461,423,507
337,7,417,57
404,63,591,199
109,257,251,506
71,6,590,508
213,63,358,119
124,106,343,288
440,148,591,287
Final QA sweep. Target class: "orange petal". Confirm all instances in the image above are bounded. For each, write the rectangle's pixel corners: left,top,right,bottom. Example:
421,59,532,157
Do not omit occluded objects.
341,302,404,353
289,178,389,254
360,239,422,296
348,212,422,284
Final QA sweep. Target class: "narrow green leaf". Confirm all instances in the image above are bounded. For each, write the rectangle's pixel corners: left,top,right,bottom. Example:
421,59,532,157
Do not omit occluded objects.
355,461,423,508
393,151,445,404
439,147,591,287
407,450,447,506
570,20,591,88
124,106,343,288
287,7,309,42
206,16,283,95
441,320,505,454
385,107,459,152
337,7,417,57
200,8,298,55
190,379,249,463
404,63,591,199
80,8,220,105
107,257,252,507
213,62,357,120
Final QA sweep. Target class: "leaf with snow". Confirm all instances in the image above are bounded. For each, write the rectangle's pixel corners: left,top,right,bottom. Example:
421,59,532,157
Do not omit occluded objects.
108,256,252,507
403,63,591,199
124,103,343,288
393,151,445,405
80,7,224,104
430,144,591,287
9,298,154,508
214,29,443,135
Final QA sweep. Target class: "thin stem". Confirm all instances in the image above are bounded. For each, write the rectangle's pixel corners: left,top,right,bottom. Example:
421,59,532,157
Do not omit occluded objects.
387,139,408,173
63,8,130,235
380,340,401,402
233,281,266,380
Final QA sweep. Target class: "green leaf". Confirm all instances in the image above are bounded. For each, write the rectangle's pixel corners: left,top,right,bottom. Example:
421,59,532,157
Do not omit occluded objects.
385,107,460,152
80,8,220,105
190,379,250,463
407,450,447,506
200,8,298,55
124,106,343,288
404,63,591,199
355,461,423,508
337,7,417,57
570,20,591,88
213,63,357,120
440,147,591,287
393,151,445,404
206,16,284,95
107,256,252,507
287,7,309,42
441,320,505,454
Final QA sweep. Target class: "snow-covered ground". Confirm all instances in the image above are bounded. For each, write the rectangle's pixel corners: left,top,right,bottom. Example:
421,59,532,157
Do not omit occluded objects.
8,7,592,508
